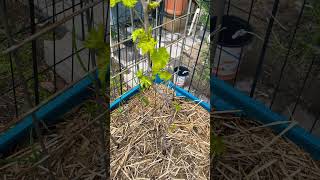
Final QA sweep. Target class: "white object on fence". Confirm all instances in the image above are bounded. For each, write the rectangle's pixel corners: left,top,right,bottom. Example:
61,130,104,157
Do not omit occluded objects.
188,8,200,36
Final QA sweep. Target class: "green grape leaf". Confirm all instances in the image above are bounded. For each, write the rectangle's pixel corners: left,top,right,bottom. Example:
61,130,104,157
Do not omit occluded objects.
110,0,121,7
84,24,106,51
137,37,157,54
84,25,109,91
158,70,171,81
136,70,153,89
140,76,152,89
132,28,145,42
122,0,138,8
148,1,160,9
136,70,144,78
151,47,170,72
132,28,157,54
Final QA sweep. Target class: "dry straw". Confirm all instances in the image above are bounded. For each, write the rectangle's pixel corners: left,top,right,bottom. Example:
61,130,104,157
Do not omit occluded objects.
1,84,319,179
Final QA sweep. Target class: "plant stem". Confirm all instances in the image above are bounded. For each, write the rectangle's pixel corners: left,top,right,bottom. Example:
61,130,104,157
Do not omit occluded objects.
141,0,152,70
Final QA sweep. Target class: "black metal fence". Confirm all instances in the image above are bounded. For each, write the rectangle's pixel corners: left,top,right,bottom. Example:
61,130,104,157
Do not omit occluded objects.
110,0,211,103
0,0,107,130
0,0,319,153
212,0,320,136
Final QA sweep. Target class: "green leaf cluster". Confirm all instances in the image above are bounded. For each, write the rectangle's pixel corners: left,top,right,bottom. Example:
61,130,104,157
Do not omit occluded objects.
111,0,138,8
80,24,109,91
173,101,182,112
84,24,109,61
148,1,160,10
137,70,152,89
132,28,171,87
132,28,157,55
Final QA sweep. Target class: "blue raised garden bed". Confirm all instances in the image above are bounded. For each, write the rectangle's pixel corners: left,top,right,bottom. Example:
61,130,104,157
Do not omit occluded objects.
1,74,320,160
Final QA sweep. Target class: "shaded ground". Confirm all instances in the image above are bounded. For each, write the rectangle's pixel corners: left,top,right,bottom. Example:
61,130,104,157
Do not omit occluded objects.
212,112,320,179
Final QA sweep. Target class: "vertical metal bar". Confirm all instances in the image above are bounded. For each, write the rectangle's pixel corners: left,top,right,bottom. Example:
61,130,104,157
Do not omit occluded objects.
188,15,209,91
270,0,306,108
169,0,177,63
174,0,193,86
116,3,123,95
130,9,139,87
80,0,86,40
232,48,244,86
249,0,279,97
52,0,57,91
195,51,209,92
9,53,19,117
3,0,19,118
29,0,40,105
233,0,255,86
246,0,255,23
158,1,164,48
210,1,225,179
310,114,320,133
290,55,316,120
227,0,231,15
187,7,202,68
71,0,75,81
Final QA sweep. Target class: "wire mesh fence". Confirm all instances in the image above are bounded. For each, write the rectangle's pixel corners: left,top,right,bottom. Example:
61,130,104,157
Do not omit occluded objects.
110,0,211,104
0,0,319,178
0,0,107,131
212,0,320,136
0,0,109,178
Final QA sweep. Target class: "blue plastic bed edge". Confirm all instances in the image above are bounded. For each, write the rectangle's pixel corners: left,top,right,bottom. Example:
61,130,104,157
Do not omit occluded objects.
0,75,94,154
110,85,141,111
212,77,320,160
2,73,319,160
110,78,211,113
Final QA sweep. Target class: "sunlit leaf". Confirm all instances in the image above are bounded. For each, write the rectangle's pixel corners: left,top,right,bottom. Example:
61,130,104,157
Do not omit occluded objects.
151,47,170,72
110,0,121,7
158,70,171,81
148,1,160,9
122,0,138,8
173,101,182,112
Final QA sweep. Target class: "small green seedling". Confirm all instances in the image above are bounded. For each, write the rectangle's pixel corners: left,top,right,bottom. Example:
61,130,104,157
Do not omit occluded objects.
168,124,177,133
138,93,150,106
173,101,182,112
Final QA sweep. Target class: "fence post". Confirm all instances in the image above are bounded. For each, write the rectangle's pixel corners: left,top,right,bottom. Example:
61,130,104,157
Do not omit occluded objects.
210,0,226,179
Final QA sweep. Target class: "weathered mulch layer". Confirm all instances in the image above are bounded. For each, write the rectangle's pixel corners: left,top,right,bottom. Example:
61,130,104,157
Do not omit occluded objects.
213,113,320,180
0,84,210,179
0,101,107,179
110,85,210,179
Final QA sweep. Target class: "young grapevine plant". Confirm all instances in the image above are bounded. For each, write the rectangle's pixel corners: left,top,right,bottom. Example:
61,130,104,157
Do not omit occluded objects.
111,0,171,90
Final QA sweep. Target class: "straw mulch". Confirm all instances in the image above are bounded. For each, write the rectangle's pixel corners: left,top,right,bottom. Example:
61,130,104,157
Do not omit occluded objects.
213,113,320,180
0,103,107,179
110,84,210,179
